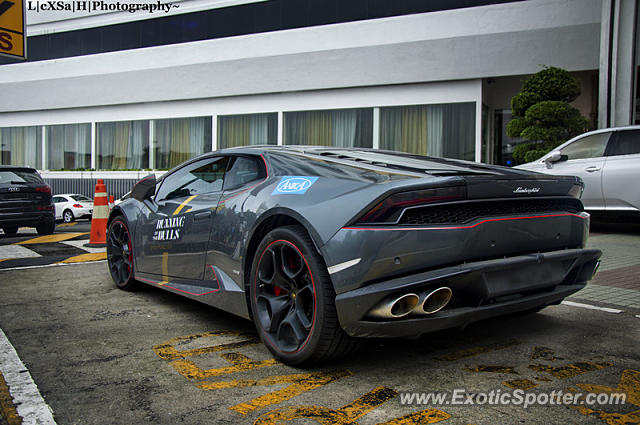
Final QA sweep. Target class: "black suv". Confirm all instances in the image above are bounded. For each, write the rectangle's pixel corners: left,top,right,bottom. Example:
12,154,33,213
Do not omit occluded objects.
0,166,55,235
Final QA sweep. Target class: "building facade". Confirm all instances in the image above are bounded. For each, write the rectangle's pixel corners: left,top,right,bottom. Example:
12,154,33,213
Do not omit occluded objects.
0,0,637,182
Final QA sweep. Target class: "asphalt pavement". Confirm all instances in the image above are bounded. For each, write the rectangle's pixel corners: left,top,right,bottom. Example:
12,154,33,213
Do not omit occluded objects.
0,218,638,425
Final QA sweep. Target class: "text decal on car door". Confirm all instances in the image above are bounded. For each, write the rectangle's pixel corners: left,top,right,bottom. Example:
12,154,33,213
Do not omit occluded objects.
272,176,318,195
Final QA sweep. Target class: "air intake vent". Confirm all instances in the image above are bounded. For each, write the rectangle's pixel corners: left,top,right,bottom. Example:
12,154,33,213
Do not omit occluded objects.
398,198,583,226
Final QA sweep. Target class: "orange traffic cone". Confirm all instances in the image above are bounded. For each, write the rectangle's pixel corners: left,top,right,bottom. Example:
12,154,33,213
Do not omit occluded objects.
85,179,109,247
109,195,114,211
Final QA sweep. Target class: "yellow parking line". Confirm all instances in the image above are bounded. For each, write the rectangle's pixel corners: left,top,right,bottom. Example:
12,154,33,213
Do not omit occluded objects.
173,195,197,216
0,371,22,425
60,252,107,263
56,222,77,227
16,232,88,245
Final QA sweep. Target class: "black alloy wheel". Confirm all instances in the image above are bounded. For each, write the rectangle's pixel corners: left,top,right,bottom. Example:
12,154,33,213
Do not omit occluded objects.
254,239,315,353
250,225,360,365
107,217,138,291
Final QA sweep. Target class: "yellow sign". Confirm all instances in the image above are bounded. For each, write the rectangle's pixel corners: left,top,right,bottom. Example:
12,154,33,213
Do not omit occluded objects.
0,0,25,59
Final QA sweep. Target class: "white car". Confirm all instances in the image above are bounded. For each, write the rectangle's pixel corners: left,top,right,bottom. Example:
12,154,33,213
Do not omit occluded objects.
52,194,94,223
517,126,640,215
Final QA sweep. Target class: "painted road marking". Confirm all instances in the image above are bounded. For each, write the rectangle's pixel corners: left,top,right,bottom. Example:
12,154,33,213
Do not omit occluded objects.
60,252,107,263
0,328,56,425
0,260,107,271
16,233,88,245
253,386,451,425
153,331,352,415
562,300,623,313
434,339,520,361
0,245,40,260
0,371,21,425
572,369,640,422
60,240,105,253
172,195,197,216
55,222,77,227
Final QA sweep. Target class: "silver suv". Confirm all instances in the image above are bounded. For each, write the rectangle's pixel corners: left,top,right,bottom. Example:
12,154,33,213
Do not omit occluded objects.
517,126,640,216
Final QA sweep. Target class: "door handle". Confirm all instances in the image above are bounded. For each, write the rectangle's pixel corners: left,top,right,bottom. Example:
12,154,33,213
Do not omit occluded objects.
584,166,601,173
194,210,212,221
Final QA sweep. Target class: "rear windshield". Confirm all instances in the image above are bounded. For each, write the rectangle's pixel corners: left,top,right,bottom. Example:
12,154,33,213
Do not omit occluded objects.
70,195,92,202
0,170,43,184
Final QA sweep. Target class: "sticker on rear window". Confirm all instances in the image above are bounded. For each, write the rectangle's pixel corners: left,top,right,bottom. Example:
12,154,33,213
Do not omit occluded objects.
272,176,318,195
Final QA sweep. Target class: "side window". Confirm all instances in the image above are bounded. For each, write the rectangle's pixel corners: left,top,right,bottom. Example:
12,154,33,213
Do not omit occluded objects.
606,130,640,156
560,133,610,160
52,196,64,203
223,156,266,191
155,157,230,201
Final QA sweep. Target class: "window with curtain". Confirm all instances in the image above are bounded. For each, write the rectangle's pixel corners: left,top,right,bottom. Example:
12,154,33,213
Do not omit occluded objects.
154,116,211,169
97,120,150,170
46,123,91,170
380,102,475,161
218,113,277,149
0,126,42,169
284,108,373,147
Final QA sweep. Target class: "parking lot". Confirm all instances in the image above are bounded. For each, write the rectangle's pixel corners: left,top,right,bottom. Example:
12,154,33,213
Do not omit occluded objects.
0,220,639,425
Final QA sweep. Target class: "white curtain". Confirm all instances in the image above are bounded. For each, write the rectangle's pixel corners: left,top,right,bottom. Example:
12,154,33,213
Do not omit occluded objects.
97,123,115,169
332,110,357,147
130,121,146,169
426,105,444,157
47,124,90,169
189,117,206,158
249,114,269,145
0,127,41,168
379,107,402,151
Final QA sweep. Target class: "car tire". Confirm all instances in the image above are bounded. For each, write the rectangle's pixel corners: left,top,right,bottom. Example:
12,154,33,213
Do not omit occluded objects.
36,220,56,235
2,225,18,235
107,216,138,291
63,209,75,223
250,225,361,366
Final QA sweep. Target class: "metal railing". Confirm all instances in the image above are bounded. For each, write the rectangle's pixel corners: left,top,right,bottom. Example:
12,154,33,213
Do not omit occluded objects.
45,178,138,199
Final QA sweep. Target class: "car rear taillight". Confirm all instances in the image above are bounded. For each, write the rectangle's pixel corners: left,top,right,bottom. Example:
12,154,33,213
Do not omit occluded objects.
358,186,466,224
35,185,51,194
73,204,85,208
568,183,584,199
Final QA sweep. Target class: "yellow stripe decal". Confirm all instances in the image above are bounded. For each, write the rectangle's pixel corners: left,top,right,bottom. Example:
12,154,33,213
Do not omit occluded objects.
16,232,88,245
157,252,169,285
173,195,198,216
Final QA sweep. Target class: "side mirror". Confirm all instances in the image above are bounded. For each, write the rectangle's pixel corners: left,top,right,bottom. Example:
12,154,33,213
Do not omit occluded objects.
544,151,567,168
131,174,156,202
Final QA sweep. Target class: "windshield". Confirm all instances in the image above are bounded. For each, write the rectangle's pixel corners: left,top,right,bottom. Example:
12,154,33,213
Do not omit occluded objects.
71,195,92,202
0,170,43,184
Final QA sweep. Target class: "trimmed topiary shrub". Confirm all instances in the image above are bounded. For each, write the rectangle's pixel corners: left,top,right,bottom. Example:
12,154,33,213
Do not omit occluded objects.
506,66,588,164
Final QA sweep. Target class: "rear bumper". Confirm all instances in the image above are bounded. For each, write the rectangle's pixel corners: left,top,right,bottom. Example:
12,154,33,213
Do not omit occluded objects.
0,211,54,227
335,248,601,338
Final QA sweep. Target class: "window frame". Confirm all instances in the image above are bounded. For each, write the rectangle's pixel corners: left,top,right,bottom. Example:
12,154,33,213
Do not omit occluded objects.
559,132,612,161
222,155,267,192
154,155,230,203
604,129,640,157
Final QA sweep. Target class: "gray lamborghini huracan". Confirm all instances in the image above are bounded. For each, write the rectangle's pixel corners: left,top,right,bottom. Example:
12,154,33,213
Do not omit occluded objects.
106,146,601,365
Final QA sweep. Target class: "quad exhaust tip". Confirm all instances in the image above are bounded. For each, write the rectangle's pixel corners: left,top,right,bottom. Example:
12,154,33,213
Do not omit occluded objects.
368,293,420,319
419,287,452,314
367,287,453,319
